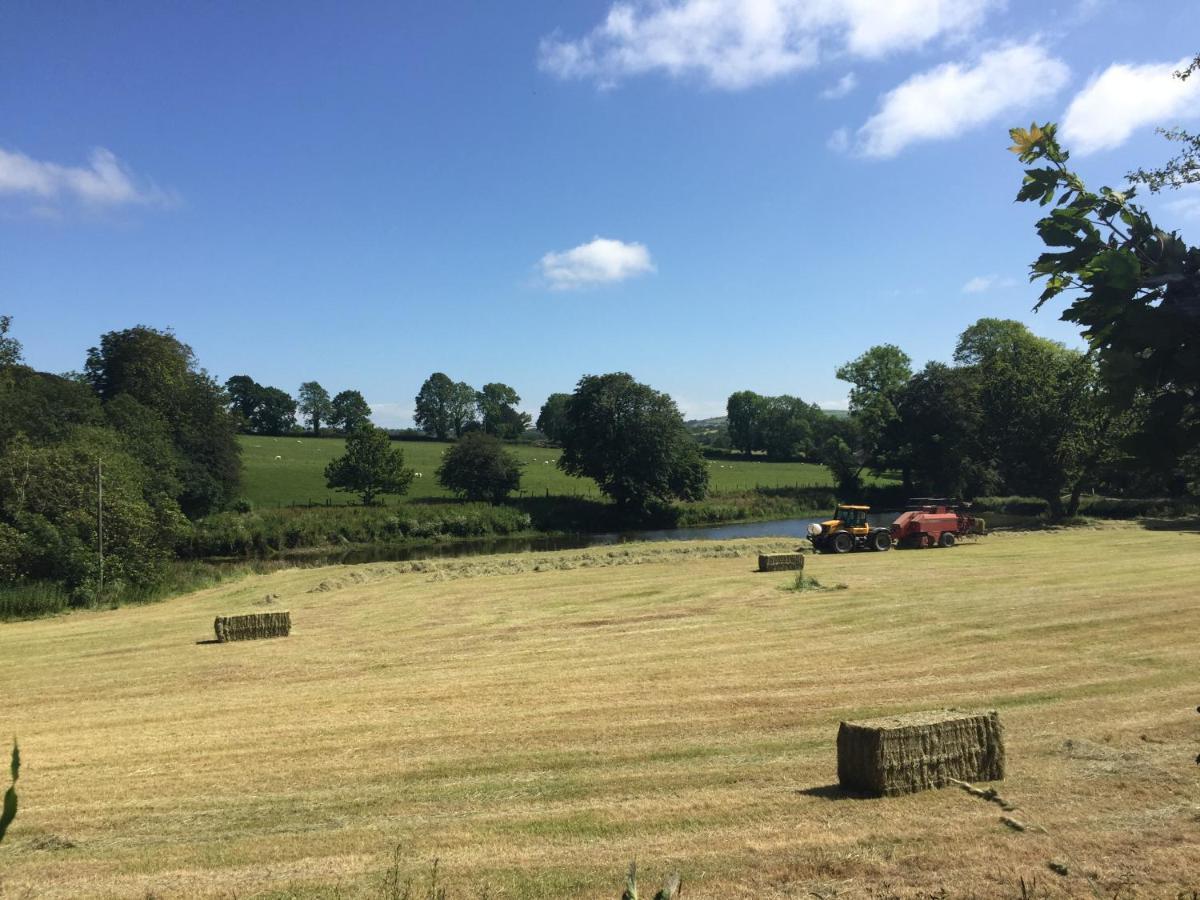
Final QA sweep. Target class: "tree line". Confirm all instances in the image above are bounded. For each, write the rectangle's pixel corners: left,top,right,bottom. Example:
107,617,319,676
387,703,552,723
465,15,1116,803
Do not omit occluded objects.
224,376,372,437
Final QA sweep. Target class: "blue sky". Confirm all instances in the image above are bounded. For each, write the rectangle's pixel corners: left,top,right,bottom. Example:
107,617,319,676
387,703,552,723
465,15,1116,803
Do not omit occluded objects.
2,1,1198,425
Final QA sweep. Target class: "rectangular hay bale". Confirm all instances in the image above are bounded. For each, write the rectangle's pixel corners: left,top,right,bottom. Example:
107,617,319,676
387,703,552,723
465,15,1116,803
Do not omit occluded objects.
837,709,1004,796
758,552,805,572
214,611,291,643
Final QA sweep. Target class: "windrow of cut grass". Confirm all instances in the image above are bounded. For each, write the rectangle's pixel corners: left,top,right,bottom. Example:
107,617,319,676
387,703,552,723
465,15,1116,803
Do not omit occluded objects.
2,522,1197,897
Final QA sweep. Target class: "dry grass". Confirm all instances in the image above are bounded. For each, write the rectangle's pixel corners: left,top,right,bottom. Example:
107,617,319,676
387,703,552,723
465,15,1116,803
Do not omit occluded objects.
1,524,1198,898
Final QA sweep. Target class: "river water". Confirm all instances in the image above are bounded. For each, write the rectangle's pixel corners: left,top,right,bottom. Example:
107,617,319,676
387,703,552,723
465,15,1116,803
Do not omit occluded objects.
303,512,901,566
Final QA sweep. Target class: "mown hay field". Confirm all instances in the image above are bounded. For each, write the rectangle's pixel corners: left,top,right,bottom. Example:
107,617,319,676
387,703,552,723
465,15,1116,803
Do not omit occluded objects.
237,435,841,507
2,522,1198,898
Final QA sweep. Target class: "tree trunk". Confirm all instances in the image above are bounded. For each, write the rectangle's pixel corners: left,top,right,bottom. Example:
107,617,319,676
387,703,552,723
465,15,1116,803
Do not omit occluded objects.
1067,483,1083,517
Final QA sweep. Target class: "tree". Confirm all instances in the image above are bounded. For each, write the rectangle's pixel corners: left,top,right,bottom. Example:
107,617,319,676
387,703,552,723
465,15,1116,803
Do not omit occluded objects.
0,315,22,368
759,395,819,460
961,320,1114,518
436,432,523,502
889,362,991,498
1010,122,1200,475
726,391,765,456
449,380,478,438
324,425,414,505
225,375,261,429
297,381,333,437
331,389,372,432
0,428,188,600
1126,55,1200,192
536,393,571,444
836,344,912,480
477,382,530,439
225,376,297,435
84,326,240,516
558,373,708,513
414,373,456,440
251,387,297,435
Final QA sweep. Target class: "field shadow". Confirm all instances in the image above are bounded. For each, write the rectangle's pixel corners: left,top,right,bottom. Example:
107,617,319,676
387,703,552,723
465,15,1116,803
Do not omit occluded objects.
795,783,875,801
194,638,221,646
1139,516,1200,534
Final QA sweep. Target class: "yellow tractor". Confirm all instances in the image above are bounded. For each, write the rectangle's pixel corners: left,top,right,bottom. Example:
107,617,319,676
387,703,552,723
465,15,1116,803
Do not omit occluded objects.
807,504,892,553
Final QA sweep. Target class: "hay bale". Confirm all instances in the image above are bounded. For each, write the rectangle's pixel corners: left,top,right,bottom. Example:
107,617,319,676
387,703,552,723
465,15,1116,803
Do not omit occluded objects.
758,552,805,572
213,611,291,642
837,709,1005,796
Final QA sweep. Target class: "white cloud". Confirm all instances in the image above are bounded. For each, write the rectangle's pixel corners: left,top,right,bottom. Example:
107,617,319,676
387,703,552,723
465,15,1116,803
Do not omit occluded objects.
820,72,858,99
962,274,1017,293
1164,185,1200,221
368,402,413,428
1061,57,1200,155
539,0,998,90
539,237,655,290
856,43,1070,158
0,146,173,209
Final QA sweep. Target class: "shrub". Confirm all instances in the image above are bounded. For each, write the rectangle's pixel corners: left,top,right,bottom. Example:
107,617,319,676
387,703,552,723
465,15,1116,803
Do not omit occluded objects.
436,432,522,503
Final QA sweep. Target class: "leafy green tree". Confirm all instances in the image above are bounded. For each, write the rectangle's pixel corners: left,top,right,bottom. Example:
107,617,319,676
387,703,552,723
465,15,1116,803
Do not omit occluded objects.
836,344,912,479
252,387,298,435
962,320,1115,517
436,432,523,502
536,393,571,443
414,373,456,440
224,376,296,435
1126,55,1200,192
0,366,103,451
0,315,22,368
324,425,414,505
297,381,334,437
224,375,261,429
726,390,765,456
477,382,530,439
449,380,478,438
84,326,240,516
1012,122,1200,479
889,362,991,498
0,428,188,600
759,395,820,460
331,389,372,432
558,373,708,513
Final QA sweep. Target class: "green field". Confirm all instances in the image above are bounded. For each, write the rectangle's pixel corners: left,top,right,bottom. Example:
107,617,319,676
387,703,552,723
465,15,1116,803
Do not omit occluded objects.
237,435,842,507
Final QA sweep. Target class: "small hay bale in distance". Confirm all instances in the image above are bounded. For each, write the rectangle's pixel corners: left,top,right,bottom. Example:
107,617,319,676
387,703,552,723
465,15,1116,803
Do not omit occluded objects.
758,552,805,572
837,709,1005,796
213,611,291,643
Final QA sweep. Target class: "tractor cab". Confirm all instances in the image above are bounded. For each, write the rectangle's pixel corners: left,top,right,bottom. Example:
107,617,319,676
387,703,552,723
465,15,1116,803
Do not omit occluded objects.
807,504,891,554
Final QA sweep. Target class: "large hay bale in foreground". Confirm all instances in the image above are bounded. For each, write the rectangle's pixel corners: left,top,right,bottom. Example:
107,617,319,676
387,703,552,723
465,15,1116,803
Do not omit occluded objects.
758,552,805,572
837,709,1004,796
214,611,291,643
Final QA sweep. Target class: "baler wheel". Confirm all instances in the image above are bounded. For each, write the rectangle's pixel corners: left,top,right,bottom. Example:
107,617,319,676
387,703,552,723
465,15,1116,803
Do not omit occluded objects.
939,531,957,548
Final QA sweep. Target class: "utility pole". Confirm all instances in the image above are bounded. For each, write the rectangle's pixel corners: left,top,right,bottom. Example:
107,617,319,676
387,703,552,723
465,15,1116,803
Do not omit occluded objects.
97,456,104,599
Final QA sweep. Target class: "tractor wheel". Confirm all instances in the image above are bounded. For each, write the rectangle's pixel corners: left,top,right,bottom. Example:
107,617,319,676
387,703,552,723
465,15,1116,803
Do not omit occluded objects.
831,531,853,554
870,530,892,551
939,531,957,548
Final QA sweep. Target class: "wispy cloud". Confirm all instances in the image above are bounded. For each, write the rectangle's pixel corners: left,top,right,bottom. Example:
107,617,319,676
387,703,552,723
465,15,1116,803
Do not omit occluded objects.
0,146,175,212
539,237,655,290
820,72,858,99
539,0,999,90
855,43,1070,158
962,274,1017,293
368,402,412,428
1061,57,1200,155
